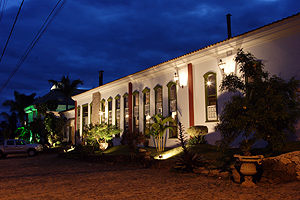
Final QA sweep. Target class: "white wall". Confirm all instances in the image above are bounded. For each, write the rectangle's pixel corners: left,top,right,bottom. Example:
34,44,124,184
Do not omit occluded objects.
73,14,300,147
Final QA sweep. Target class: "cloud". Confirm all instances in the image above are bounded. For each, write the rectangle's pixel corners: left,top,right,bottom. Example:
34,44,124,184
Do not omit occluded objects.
0,0,299,119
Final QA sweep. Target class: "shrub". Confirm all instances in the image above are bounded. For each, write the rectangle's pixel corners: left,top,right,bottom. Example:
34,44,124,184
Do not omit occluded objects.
188,135,207,145
186,126,208,138
173,122,205,173
187,126,208,145
120,131,144,160
84,123,121,150
173,150,204,173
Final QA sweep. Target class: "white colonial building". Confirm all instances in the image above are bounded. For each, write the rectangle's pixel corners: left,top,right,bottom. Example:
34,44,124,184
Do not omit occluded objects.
72,13,300,147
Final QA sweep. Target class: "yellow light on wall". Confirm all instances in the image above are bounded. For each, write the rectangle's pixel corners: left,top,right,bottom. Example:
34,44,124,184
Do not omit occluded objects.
173,68,187,88
218,59,235,75
173,73,179,82
172,111,177,119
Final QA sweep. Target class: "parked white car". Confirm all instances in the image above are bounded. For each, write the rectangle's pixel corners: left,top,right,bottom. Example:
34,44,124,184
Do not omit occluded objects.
0,139,43,158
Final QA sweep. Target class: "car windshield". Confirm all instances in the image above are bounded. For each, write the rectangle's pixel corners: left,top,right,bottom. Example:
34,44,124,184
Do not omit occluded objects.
16,140,27,145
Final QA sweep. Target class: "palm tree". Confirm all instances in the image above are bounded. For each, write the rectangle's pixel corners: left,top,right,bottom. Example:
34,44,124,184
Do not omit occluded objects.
2,91,36,126
147,114,176,152
48,75,83,110
0,112,18,139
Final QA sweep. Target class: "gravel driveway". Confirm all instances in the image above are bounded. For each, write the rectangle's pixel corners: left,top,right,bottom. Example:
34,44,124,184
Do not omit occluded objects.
0,153,299,200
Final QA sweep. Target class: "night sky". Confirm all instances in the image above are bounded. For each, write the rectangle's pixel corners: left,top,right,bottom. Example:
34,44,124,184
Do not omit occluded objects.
0,0,299,117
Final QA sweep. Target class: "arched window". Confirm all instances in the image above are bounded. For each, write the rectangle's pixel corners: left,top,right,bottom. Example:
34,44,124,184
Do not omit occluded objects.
123,93,129,132
82,104,88,131
204,72,218,121
77,106,80,132
154,85,163,115
115,95,121,138
107,97,112,125
100,99,105,124
142,87,150,135
132,91,139,132
167,82,177,138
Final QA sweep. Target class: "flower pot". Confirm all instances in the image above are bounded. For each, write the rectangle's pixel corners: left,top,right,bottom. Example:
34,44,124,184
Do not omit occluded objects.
234,155,264,187
99,142,108,151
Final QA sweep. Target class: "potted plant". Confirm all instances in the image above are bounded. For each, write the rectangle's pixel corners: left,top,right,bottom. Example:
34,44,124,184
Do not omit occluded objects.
84,123,121,151
234,138,264,187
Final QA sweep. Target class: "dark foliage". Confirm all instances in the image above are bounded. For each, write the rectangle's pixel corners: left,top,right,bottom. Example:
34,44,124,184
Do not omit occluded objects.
216,49,300,151
2,91,36,126
188,135,207,145
173,122,204,173
120,131,144,160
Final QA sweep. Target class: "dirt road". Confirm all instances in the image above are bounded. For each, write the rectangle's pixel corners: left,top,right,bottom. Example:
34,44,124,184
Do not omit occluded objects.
0,153,299,200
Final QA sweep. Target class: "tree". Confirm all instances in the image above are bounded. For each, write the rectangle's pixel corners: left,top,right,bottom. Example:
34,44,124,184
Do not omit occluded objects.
2,91,36,126
48,75,83,110
0,112,18,139
147,114,175,152
215,49,300,151
44,112,65,146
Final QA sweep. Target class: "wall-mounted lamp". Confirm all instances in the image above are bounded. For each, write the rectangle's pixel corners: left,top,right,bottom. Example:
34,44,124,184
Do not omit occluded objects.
146,114,151,120
173,70,183,88
99,111,103,116
172,111,177,119
218,59,226,73
218,59,235,75
173,73,179,82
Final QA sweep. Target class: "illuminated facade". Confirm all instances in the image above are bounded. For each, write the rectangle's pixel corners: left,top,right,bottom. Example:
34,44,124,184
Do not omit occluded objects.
72,13,300,147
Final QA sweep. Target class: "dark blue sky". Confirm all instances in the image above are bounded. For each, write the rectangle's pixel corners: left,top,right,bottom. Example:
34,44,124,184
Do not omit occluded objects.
0,0,299,117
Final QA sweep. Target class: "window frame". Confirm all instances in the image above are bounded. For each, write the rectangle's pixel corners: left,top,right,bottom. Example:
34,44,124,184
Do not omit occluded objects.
203,72,218,122
154,84,163,115
142,87,150,136
167,81,177,138
82,104,88,131
123,93,129,132
100,99,106,124
132,91,139,132
107,97,113,125
114,95,121,138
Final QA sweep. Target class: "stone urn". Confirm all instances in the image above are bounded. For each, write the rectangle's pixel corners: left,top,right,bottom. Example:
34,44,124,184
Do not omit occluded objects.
234,154,264,187
99,142,108,151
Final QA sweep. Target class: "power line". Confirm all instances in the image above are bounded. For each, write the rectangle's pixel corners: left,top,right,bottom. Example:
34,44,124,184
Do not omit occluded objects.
0,0,67,94
0,0,8,24
0,0,24,63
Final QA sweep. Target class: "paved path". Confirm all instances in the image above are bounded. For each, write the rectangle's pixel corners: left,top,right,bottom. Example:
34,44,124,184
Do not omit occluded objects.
0,153,299,199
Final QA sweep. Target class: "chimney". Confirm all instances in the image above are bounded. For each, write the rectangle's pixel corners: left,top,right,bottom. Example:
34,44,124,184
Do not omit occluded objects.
98,70,104,86
226,13,232,39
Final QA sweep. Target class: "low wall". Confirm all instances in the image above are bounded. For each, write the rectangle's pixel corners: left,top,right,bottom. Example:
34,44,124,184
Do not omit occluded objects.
261,151,300,183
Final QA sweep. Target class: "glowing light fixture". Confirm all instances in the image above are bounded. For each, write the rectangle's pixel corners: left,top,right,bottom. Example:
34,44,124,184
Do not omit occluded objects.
172,111,177,119
218,59,235,75
173,73,179,82
218,59,226,73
